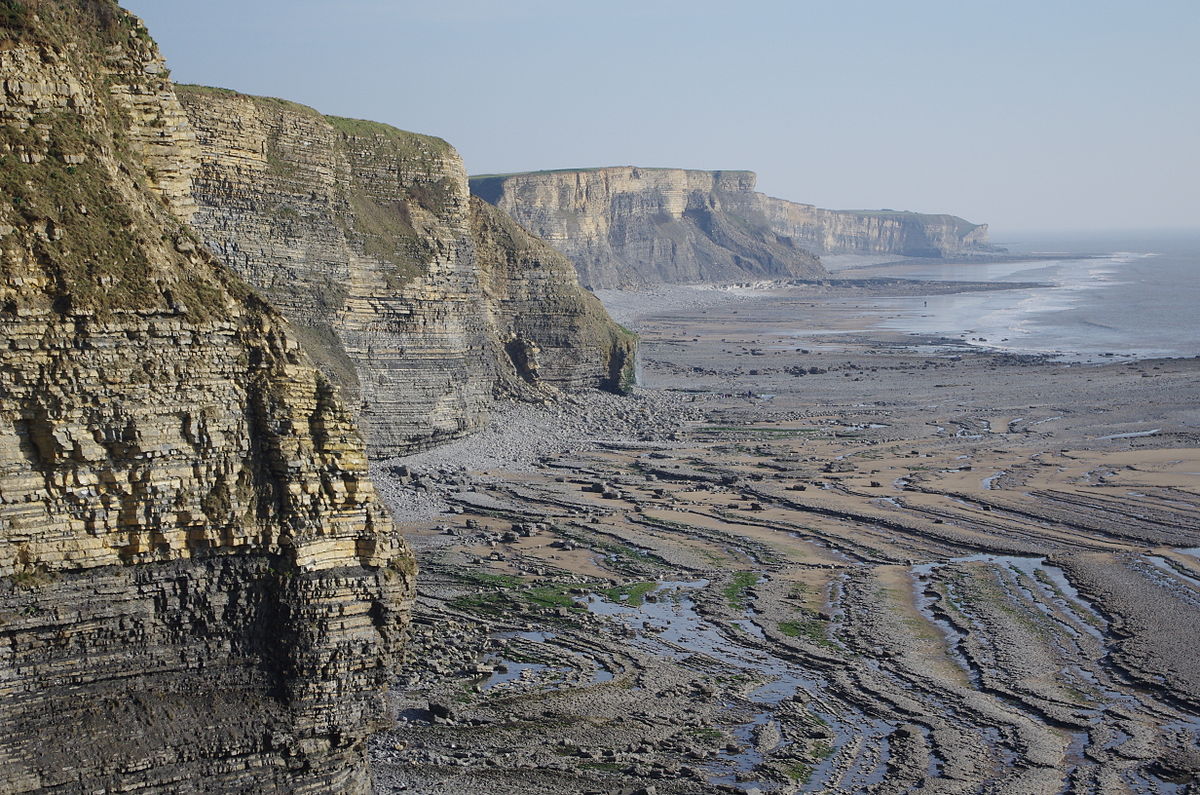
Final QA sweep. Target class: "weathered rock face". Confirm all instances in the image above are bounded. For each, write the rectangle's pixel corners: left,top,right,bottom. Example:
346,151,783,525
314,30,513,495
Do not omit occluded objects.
756,196,992,259
471,167,827,289
177,89,635,457
470,196,636,394
0,3,413,792
471,167,992,288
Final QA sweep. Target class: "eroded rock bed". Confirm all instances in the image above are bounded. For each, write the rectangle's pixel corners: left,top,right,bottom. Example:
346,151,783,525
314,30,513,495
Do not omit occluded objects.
368,283,1200,794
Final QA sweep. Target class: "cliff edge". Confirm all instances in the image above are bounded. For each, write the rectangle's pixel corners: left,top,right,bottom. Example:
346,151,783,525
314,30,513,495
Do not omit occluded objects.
757,197,992,259
177,89,636,457
471,167,992,289
471,167,827,289
0,3,414,791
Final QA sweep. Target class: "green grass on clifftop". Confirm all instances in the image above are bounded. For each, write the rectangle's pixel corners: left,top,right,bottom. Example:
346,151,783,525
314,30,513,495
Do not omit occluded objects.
326,116,451,158
833,209,983,232
176,84,325,119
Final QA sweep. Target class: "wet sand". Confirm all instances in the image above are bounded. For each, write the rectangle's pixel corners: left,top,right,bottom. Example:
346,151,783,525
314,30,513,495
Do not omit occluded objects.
369,281,1200,794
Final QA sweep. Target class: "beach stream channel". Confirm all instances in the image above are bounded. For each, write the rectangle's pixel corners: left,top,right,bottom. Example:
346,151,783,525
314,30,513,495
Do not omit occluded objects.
581,579,891,791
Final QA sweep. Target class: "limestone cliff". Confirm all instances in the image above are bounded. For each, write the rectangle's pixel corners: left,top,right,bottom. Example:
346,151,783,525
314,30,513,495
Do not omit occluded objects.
0,3,414,792
471,167,827,289
756,196,992,259
471,167,992,289
177,89,636,457
471,196,635,393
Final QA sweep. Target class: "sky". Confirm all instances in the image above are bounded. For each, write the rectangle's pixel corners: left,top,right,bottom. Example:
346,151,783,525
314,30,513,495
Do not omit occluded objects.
121,0,1199,238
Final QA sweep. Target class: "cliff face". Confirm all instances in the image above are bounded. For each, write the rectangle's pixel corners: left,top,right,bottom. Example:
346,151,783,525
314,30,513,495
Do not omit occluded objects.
471,167,992,288
470,196,636,393
757,197,991,259
0,4,413,792
471,167,827,289
177,90,635,457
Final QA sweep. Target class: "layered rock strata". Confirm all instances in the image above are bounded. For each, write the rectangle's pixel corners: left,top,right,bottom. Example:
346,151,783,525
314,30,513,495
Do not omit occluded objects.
0,3,414,792
471,167,992,289
471,167,828,289
470,196,636,394
177,89,635,457
756,195,992,259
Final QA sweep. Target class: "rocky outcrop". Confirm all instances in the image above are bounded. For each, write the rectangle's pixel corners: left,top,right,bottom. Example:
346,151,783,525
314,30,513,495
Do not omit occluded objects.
0,3,413,792
756,197,992,259
177,89,635,458
470,196,636,394
471,167,827,289
471,167,992,288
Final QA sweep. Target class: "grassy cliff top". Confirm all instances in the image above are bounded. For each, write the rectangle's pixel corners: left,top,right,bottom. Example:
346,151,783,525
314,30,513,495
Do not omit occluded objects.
325,115,451,156
175,83,325,119
470,167,756,205
833,209,985,230
176,85,452,156
470,166,756,180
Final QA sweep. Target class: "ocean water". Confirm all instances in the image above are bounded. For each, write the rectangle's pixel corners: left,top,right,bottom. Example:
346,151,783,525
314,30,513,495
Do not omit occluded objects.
853,230,1200,361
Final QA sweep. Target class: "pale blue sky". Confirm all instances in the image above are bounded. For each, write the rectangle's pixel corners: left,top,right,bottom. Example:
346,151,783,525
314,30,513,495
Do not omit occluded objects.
122,0,1198,237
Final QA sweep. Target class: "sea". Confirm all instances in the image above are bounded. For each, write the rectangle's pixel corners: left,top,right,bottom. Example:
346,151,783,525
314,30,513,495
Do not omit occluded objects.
839,230,1200,362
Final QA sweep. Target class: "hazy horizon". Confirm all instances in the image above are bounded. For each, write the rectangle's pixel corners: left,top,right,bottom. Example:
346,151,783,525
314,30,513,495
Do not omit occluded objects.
122,0,1199,238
